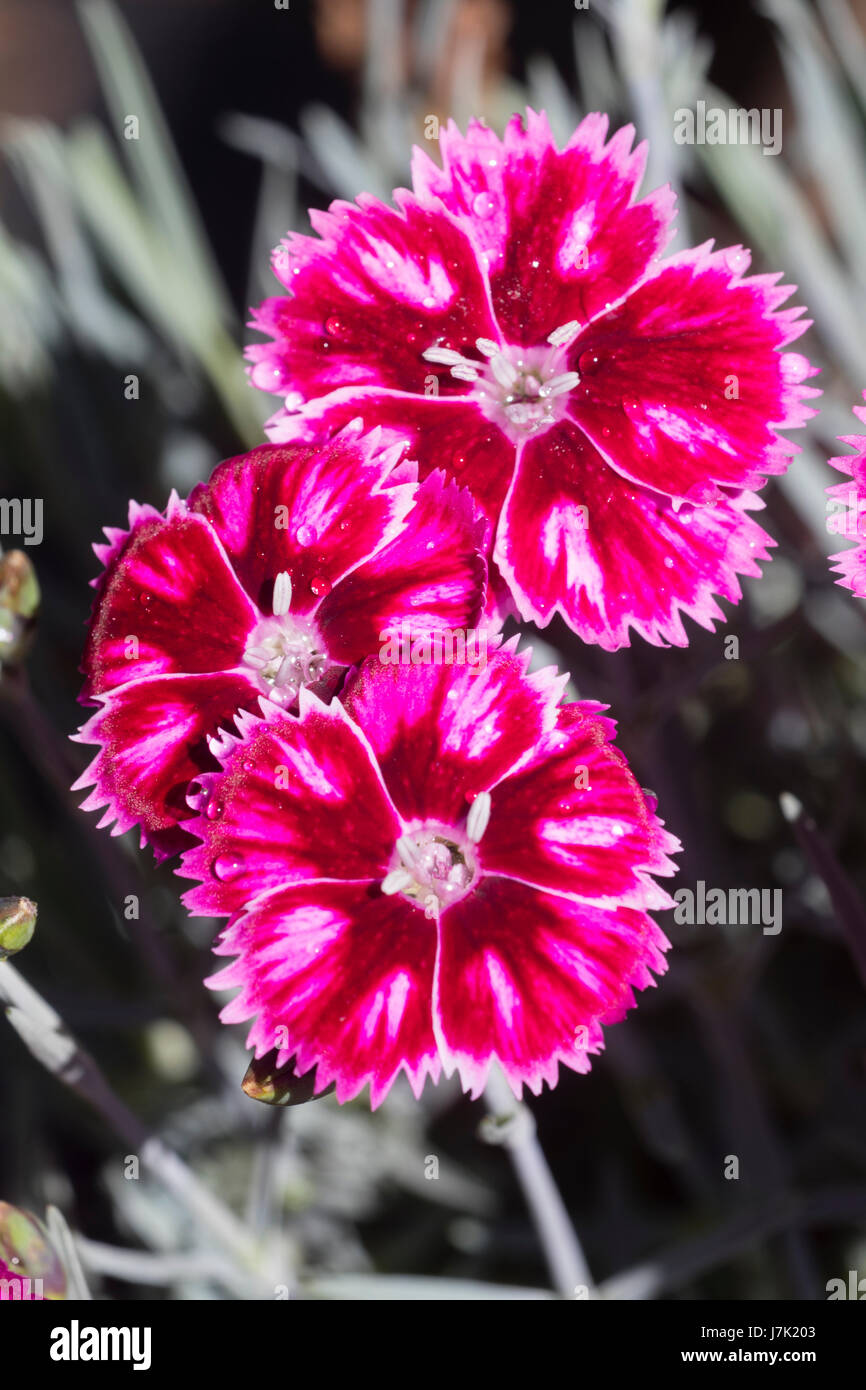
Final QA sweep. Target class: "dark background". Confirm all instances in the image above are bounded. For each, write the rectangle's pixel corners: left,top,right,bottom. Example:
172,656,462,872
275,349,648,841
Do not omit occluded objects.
0,0,865,1299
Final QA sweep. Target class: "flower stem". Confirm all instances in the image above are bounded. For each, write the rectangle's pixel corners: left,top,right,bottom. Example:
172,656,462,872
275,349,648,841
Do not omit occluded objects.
482,1066,594,1298
0,959,287,1295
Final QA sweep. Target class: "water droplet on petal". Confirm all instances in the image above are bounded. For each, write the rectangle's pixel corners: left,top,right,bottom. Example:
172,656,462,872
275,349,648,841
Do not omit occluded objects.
310,575,332,597
780,353,811,384
663,556,674,569
724,247,751,274
213,854,244,883
622,397,642,420
205,800,224,822
471,191,497,219
324,315,346,338
251,360,291,392
578,349,603,375
185,781,209,812
296,524,315,547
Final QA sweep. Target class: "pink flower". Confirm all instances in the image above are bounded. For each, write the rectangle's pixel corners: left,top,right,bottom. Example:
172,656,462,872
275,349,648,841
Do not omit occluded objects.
248,110,819,650
827,391,866,599
179,643,678,1106
74,427,486,859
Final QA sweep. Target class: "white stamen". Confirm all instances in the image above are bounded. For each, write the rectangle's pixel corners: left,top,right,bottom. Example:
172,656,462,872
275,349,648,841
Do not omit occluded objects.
273,571,292,616
422,347,475,371
539,371,581,398
547,320,582,348
451,363,480,382
490,353,520,389
382,868,413,896
466,791,492,843
396,833,419,866
475,337,499,358
274,653,299,687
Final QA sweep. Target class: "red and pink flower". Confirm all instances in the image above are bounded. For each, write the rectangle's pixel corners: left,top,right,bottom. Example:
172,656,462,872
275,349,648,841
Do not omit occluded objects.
827,391,866,599
74,427,486,859
179,644,678,1106
248,109,819,650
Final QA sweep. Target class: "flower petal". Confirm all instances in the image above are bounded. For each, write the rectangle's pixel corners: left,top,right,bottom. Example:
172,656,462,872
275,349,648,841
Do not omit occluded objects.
316,469,488,663
208,880,439,1107
73,671,258,859
570,243,819,500
179,692,401,917
340,642,564,824
495,420,775,648
187,431,416,615
82,499,258,701
247,191,497,402
412,109,676,339
264,386,515,543
480,702,679,905
434,876,669,1098
827,392,866,598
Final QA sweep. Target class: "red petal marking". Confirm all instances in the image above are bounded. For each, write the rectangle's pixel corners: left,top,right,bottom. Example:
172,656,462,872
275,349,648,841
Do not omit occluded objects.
434,875,669,1097
340,642,563,824
480,701,679,905
208,880,439,1107
73,671,259,859
82,504,258,701
496,420,774,648
179,694,401,917
187,433,415,615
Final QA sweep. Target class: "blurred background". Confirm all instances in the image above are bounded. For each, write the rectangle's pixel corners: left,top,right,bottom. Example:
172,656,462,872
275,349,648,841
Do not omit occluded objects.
1,0,865,1300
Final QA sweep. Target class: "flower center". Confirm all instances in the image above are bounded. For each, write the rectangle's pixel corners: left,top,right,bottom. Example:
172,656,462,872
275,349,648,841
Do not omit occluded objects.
381,793,491,919
423,322,581,443
243,573,333,706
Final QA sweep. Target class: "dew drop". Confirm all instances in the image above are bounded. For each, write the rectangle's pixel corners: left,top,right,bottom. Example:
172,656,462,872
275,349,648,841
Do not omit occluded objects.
213,854,244,883
471,191,497,219
296,524,316,547
622,397,642,420
310,575,332,597
324,315,346,337
724,247,751,274
205,800,224,822
250,360,290,392
663,556,674,569
185,781,209,812
578,349,603,375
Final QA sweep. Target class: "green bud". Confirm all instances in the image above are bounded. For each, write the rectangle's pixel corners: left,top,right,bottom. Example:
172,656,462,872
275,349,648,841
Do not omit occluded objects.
0,1202,67,1300
0,551,40,666
0,896,37,959
242,1051,335,1106
0,550,40,620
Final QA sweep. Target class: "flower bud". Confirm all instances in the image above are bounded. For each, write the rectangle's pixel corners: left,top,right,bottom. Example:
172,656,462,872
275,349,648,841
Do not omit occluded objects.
0,550,40,666
242,1051,335,1106
0,1202,67,1300
0,896,37,960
